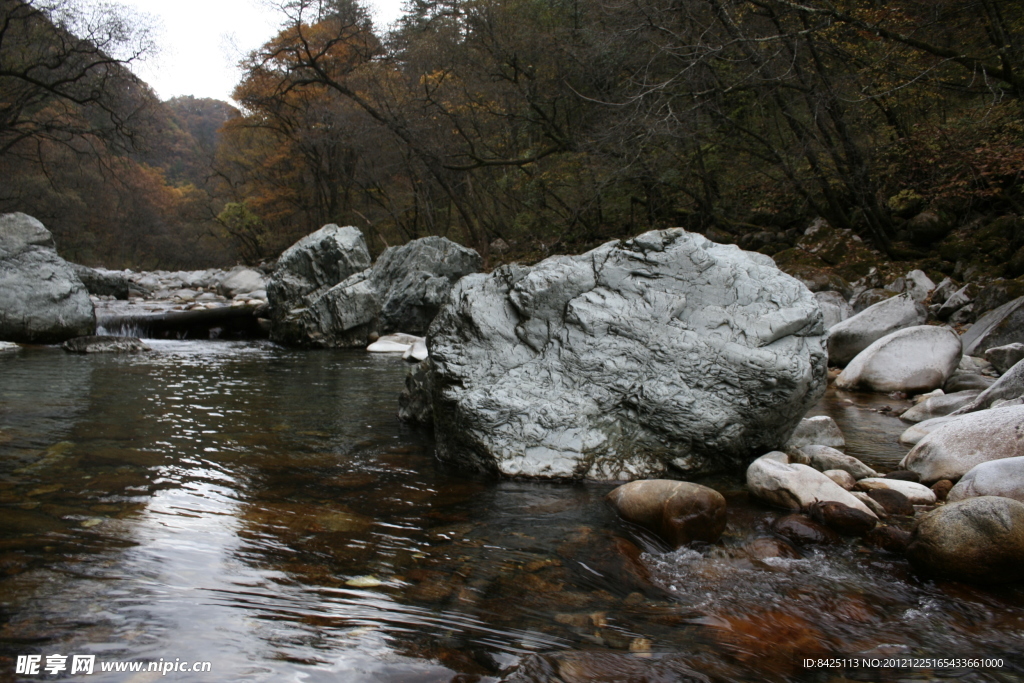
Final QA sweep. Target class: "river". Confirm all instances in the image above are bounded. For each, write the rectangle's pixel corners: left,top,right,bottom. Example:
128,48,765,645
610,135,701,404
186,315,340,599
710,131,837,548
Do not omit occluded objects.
1,341,1021,682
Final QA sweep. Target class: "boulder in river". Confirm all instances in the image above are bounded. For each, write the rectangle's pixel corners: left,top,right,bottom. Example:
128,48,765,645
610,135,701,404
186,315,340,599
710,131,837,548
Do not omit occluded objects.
427,229,827,479
266,224,371,319
370,236,483,335
947,456,1024,504
826,293,926,366
907,496,1024,584
746,453,876,517
273,235,481,347
900,404,1024,483
607,480,727,548
0,213,94,343
834,325,962,394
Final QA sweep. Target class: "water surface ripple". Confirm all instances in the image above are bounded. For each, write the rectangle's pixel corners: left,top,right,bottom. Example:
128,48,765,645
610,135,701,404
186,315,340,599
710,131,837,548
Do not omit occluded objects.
1,342,1021,682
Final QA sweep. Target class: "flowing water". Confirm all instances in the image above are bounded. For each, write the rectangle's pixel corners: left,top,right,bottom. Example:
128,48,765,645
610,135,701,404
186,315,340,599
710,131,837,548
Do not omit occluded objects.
0,342,1021,682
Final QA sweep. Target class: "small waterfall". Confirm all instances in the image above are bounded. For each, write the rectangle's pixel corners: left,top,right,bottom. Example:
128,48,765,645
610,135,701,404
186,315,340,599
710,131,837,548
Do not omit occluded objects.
96,317,153,339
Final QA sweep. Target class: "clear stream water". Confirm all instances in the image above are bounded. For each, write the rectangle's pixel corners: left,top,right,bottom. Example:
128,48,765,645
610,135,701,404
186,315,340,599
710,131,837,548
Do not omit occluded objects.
0,341,1021,682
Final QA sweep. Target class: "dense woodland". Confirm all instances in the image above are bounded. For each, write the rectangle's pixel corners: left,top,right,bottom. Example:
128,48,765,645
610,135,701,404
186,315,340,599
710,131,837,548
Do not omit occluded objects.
1,0,1021,270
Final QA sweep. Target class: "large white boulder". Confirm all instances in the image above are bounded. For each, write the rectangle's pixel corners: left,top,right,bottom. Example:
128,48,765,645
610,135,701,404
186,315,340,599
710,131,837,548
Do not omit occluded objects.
746,454,876,517
0,213,94,343
425,229,828,479
947,457,1024,503
835,325,962,394
900,404,1024,483
826,293,926,366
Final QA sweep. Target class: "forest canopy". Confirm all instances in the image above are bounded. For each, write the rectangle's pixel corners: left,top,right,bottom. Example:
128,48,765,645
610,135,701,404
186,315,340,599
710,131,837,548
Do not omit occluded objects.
2,0,1021,269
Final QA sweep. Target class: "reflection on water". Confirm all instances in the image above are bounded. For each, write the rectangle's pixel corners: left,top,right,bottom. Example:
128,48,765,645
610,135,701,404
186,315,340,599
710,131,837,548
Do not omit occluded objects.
1,343,1021,682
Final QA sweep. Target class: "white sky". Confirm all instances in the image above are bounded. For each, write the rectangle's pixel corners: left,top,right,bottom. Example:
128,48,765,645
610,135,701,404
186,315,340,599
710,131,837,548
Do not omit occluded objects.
120,0,406,103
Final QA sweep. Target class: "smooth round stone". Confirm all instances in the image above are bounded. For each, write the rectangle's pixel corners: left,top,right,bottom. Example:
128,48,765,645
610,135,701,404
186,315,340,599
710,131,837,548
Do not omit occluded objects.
901,404,1024,483
771,514,840,545
947,456,1024,504
835,325,962,394
607,480,727,548
855,478,936,505
865,489,915,516
907,496,1024,584
808,501,876,536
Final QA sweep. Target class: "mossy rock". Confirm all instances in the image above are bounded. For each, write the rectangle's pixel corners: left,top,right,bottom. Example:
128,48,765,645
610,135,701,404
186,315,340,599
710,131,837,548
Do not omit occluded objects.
975,277,1024,317
772,247,829,270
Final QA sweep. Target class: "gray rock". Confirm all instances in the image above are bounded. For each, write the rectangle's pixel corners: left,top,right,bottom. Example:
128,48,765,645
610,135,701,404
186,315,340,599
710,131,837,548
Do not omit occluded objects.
899,415,958,446
850,288,896,314
899,390,981,423
985,343,1024,374
854,477,936,505
403,338,428,362
904,270,936,303
961,296,1024,357
936,284,972,321
827,294,926,366
70,264,129,299
907,496,1024,584
398,360,433,425
792,444,877,479
930,278,956,305
785,415,845,450
62,335,150,353
835,325,962,394
427,229,827,479
944,373,995,393
275,270,378,347
367,333,422,353
746,454,876,516
900,404,1024,483
606,480,727,548
371,236,483,335
948,456,1024,504
823,469,856,490
851,491,888,518
948,359,1024,415
219,267,266,298
266,224,371,318
814,291,853,330
0,213,95,343
274,236,481,347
